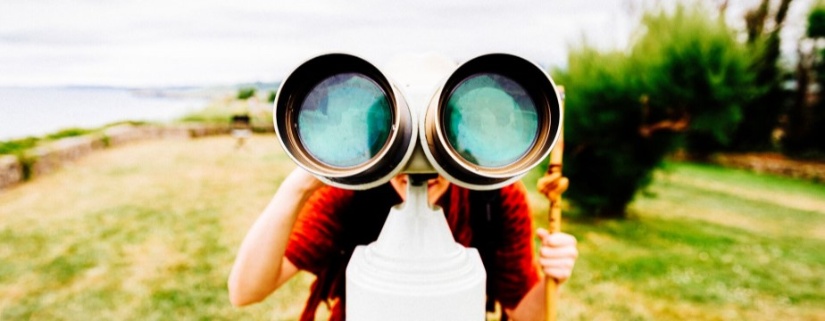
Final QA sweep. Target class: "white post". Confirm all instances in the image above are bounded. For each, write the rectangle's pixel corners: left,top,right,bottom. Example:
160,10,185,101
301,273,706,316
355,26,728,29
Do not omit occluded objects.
346,177,486,321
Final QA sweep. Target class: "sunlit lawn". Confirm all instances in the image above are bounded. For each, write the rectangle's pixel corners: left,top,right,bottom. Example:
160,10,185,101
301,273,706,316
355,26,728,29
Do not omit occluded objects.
1,135,823,320
537,162,825,320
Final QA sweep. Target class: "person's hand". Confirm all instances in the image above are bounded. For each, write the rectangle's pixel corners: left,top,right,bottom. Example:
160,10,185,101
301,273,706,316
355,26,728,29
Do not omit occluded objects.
282,168,325,195
537,172,569,201
536,228,578,284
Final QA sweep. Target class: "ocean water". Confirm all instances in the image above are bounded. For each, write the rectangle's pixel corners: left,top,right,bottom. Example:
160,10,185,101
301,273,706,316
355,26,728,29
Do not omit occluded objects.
0,87,210,140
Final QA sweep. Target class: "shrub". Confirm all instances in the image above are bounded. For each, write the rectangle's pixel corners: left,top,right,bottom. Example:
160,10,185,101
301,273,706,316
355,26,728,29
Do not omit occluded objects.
554,5,756,218
236,87,256,100
0,137,40,155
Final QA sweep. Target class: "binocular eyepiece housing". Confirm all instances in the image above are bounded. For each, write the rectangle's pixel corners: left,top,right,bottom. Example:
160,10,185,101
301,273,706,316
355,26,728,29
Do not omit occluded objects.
274,53,562,190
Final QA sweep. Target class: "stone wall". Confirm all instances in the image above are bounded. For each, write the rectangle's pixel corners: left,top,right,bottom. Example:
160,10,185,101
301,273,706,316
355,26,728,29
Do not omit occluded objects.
103,125,213,147
711,153,825,182
0,155,22,190
28,136,101,178
0,124,231,191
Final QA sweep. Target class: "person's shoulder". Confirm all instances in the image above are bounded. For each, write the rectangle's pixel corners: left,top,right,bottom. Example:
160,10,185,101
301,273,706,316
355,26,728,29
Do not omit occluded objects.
499,181,528,197
309,183,399,208
495,181,530,217
306,185,356,207
451,181,527,199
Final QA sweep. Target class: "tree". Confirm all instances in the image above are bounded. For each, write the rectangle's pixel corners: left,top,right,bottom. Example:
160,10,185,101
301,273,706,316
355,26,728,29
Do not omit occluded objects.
731,0,794,151
784,3,825,157
555,5,756,218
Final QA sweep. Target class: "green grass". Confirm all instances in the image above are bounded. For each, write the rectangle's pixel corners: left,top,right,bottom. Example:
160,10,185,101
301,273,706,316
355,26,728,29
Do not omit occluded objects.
0,136,319,320
0,122,149,156
43,127,96,141
0,127,93,156
542,162,825,320
0,137,41,155
1,137,823,320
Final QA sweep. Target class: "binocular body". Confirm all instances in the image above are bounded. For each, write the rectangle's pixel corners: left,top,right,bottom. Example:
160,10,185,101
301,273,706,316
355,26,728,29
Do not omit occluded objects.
274,53,562,190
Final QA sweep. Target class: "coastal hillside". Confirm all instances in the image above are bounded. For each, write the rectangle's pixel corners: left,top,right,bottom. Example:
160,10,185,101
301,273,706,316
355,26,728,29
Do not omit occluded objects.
1,136,823,320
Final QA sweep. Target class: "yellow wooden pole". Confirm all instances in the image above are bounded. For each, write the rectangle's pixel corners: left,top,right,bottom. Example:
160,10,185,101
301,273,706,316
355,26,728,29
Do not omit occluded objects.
545,86,565,321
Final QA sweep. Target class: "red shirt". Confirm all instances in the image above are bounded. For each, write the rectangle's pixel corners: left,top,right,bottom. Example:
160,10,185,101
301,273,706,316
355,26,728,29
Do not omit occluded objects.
285,182,538,320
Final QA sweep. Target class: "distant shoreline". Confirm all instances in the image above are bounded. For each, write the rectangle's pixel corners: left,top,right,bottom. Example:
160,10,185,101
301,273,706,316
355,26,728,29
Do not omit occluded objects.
0,87,213,140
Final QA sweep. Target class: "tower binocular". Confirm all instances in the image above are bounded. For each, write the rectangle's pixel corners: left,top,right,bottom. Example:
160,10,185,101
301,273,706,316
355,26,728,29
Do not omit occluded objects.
274,53,562,190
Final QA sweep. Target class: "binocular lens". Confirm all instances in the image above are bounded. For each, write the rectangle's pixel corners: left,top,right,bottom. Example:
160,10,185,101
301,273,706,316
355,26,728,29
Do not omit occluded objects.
297,73,393,168
422,53,561,190
444,73,538,167
276,53,560,190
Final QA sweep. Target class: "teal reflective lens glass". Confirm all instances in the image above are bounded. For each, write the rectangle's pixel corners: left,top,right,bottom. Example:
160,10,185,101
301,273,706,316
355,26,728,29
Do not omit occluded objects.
444,73,539,167
297,73,392,167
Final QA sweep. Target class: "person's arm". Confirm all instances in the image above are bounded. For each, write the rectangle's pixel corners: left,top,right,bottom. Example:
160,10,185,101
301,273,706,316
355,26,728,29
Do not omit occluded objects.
488,182,578,321
506,229,578,321
228,168,324,307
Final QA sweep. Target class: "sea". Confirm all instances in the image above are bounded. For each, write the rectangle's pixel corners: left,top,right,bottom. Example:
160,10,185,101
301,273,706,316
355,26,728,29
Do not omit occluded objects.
0,87,212,141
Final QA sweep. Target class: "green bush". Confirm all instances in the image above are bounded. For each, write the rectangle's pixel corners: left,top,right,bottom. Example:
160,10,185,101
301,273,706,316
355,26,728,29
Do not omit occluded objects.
0,137,40,155
236,87,256,100
555,5,756,218
266,90,277,103
808,6,825,38
639,7,755,154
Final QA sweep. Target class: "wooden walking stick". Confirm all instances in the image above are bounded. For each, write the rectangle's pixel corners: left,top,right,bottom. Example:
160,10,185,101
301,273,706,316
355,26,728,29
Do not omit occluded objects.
543,86,566,321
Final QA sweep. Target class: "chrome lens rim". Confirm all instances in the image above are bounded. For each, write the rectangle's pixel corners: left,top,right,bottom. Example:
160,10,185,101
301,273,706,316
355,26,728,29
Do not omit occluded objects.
421,53,562,189
274,53,416,189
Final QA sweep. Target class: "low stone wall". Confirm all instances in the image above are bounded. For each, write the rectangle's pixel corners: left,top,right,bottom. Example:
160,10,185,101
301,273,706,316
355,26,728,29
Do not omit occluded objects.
0,123,231,191
0,155,22,189
103,124,214,147
711,153,825,182
251,121,275,133
27,136,102,178
186,124,231,138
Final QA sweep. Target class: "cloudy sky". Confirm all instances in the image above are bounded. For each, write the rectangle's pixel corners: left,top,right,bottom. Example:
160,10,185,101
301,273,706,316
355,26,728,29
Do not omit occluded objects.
0,0,814,87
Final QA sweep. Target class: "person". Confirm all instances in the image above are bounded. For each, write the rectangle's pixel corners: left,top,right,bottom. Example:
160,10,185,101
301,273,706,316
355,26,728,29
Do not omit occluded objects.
228,168,578,321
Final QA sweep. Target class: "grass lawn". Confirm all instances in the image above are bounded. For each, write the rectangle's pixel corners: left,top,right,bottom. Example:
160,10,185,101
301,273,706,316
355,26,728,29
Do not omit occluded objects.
1,135,823,320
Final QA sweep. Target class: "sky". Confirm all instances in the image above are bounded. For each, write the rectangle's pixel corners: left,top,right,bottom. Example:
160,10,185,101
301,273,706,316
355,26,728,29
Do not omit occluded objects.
0,0,815,88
